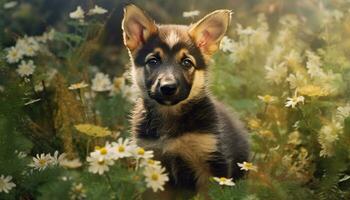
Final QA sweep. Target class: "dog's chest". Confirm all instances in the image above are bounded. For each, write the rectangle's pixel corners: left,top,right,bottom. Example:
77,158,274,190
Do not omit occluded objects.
136,132,218,188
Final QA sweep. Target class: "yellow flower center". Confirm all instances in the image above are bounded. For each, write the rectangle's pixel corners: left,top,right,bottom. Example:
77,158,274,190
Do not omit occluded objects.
118,146,125,152
219,177,227,182
98,160,105,165
137,148,145,155
244,162,253,168
94,146,101,150
151,173,159,181
99,147,107,155
263,95,272,102
148,159,155,165
39,159,47,166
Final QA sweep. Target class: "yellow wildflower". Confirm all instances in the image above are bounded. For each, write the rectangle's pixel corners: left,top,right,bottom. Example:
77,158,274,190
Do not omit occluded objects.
298,85,328,97
74,124,111,137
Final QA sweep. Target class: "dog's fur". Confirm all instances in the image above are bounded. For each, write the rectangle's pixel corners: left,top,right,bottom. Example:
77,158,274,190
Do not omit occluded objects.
122,4,249,198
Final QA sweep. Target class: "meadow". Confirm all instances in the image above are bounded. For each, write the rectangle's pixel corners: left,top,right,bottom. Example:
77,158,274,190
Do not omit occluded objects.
0,0,350,199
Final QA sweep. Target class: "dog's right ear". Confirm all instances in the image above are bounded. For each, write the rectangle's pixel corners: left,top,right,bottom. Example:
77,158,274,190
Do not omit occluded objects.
122,4,158,52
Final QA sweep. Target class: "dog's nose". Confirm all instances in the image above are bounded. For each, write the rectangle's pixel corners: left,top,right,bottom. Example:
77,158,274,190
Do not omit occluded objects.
160,81,177,96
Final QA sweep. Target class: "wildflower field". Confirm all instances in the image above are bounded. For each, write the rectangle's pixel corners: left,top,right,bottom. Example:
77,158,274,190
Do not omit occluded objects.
1,0,350,199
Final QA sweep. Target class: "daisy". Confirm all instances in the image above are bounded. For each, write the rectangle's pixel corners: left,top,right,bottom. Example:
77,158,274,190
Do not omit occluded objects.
91,72,113,92
141,159,161,169
213,177,235,186
69,183,87,200
258,95,277,104
68,81,89,90
286,73,307,90
182,10,200,18
237,161,258,172
220,36,235,53
29,153,53,171
336,104,350,122
16,60,36,77
86,154,114,175
3,1,17,9
285,92,305,108
110,138,135,159
121,84,139,102
70,6,84,20
59,158,82,169
0,175,16,193
90,146,114,160
50,151,82,169
6,46,23,63
133,147,154,160
88,5,108,15
265,62,288,84
144,166,169,192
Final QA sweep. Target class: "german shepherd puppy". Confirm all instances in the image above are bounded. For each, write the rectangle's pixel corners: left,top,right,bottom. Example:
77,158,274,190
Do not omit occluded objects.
122,4,249,197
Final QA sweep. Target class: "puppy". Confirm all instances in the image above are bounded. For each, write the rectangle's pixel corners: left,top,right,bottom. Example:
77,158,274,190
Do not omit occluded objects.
122,4,249,197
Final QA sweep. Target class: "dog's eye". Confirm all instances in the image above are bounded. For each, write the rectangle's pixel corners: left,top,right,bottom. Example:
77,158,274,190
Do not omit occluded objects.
146,57,161,67
181,58,194,68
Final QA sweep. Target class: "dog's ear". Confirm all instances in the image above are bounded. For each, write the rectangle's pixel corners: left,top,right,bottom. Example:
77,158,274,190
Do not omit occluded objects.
189,10,231,55
122,4,157,52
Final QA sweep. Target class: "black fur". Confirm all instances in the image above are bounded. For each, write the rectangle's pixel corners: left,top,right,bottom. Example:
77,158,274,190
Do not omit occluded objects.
132,96,250,191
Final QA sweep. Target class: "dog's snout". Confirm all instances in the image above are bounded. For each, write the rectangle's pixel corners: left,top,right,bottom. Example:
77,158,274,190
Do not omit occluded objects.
159,76,178,96
160,82,177,96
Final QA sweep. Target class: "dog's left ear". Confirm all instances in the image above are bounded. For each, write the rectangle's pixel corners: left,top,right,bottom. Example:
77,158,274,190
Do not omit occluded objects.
189,10,231,55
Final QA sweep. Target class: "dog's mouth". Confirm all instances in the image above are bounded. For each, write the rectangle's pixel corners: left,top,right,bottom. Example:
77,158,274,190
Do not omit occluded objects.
148,90,187,106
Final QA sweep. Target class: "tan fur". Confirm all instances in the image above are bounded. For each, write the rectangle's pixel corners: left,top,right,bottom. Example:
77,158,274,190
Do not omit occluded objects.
165,30,180,48
175,48,197,66
145,47,165,62
164,133,217,188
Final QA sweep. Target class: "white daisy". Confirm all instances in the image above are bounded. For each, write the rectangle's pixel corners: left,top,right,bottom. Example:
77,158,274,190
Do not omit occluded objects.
237,24,256,36
68,81,89,90
220,36,235,53
286,72,307,89
59,158,82,169
257,95,277,104
133,147,154,160
6,47,23,63
0,175,16,193
29,153,53,171
17,37,40,57
144,166,169,192
90,146,114,160
237,161,258,172
285,92,305,108
91,72,113,92
265,62,288,84
69,182,87,200
36,29,55,43
49,151,82,169
336,104,350,122
306,50,324,78
3,1,17,9
213,177,235,186
86,154,114,175
121,84,139,102
70,6,85,20
88,5,108,15
16,60,36,77
182,10,200,18
110,138,134,159
141,159,162,169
